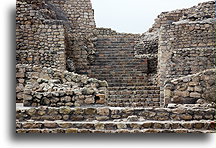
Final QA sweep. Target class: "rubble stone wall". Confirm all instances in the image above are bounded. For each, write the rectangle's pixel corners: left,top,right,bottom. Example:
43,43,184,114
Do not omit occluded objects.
149,1,215,32
164,69,215,105
16,65,108,106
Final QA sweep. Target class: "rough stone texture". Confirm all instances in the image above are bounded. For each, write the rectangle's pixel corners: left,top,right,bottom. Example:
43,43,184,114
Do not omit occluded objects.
21,67,108,107
16,24,66,69
149,1,215,32
16,0,216,133
16,105,215,122
158,22,215,86
164,69,215,105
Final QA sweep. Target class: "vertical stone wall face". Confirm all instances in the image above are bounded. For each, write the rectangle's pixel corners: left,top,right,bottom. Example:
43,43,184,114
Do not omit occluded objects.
158,21,215,105
164,69,215,105
49,0,97,73
51,0,96,34
158,22,215,86
16,24,66,69
16,0,97,74
149,1,215,32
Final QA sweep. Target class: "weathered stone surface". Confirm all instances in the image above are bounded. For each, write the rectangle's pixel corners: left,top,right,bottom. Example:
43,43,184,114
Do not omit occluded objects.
84,108,96,115
59,107,71,115
97,108,110,116
190,92,201,98
127,115,139,122
44,122,58,128
180,114,193,120
15,0,215,134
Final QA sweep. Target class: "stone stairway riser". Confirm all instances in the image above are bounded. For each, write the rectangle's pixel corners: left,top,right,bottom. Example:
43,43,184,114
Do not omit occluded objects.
16,121,215,133
16,107,215,122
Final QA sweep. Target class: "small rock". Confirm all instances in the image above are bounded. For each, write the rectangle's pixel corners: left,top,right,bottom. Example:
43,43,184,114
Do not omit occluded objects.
27,108,36,116
65,128,78,133
180,114,193,120
97,108,110,116
98,80,108,87
196,99,206,104
167,103,177,108
127,115,139,122
190,92,201,98
44,122,58,128
95,123,104,130
84,96,94,104
23,94,33,101
59,107,71,115
81,87,95,95
84,108,96,115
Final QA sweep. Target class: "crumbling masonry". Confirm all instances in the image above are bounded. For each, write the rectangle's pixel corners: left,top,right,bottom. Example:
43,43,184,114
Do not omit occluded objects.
16,0,216,133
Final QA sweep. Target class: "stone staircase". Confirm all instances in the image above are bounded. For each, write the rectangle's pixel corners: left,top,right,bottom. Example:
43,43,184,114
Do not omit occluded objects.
88,34,159,107
89,34,149,87
108,86,160,107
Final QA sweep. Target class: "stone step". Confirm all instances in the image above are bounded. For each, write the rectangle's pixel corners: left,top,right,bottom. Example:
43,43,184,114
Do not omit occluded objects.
16,106,215,122
89,70,147,74
107,102,160,107
94,60,142,63
108,97,160,101
95,47,134,50
108,86,160,91
91,66,146,70
16,120,216,133
108,83,151,87
90,69,146,73
109,95,160,99
89,74,148,77
109,90,160,95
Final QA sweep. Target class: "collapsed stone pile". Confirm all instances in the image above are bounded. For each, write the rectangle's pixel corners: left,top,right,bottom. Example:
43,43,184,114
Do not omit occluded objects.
21,67,108,107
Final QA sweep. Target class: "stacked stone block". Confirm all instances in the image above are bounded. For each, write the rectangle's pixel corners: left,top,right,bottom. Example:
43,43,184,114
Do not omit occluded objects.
149,1,215,32
164,69,215,105
158,21,215,88
17,105,215,122
16,24,66,69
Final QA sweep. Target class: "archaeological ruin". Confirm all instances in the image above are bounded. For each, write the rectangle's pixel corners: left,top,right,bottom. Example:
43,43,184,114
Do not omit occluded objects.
16,0,215,133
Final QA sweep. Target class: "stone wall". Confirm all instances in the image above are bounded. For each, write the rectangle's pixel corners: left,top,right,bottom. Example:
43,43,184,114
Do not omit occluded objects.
16,0,101,102
164,69,215,105
48,0,97,73
50,0,96,34
18,66,108,107
16,0,97,74
149,1,215,32
17,105,215,122
134,31,159,75
158,21,215,87
16,24,66,69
